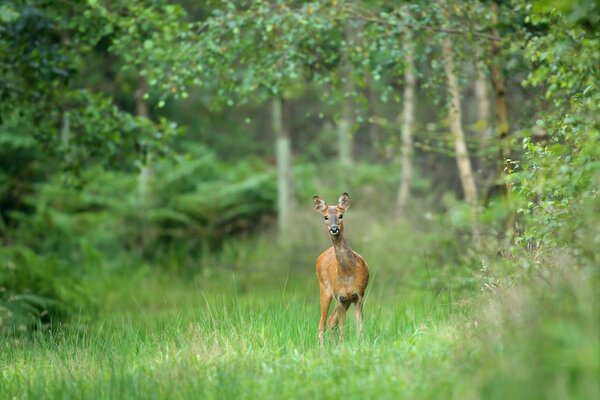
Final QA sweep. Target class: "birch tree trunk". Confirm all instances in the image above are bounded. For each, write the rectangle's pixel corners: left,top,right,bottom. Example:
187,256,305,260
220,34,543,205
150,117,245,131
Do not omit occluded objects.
367,74,382,158
396,40,416,214
474,46,494,192
474,49,491,154
272,97,293,234
441,34,482,244
441,37,478,206
61,111,70,148
135,77,152,200
337,24,354,167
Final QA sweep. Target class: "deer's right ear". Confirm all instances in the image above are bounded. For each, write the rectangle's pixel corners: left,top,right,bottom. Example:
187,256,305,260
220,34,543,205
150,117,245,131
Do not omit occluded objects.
313,195,327,212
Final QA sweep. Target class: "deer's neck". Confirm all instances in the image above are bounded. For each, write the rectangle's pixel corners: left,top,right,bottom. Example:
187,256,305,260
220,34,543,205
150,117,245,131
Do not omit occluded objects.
331,234,356,272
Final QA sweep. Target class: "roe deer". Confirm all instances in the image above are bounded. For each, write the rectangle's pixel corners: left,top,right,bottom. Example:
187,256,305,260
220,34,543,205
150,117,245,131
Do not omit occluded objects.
313,192,369,347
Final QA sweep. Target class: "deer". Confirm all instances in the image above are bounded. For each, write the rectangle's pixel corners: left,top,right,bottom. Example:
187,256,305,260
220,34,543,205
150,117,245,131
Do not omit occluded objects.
313,192,369,347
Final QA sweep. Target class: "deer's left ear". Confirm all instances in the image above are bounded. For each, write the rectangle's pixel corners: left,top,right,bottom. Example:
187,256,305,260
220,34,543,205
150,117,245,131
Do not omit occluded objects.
338,192,351,210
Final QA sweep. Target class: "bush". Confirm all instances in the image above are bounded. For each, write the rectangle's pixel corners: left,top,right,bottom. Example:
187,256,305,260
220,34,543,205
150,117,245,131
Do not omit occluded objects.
0,245,90,334
460,256,600,400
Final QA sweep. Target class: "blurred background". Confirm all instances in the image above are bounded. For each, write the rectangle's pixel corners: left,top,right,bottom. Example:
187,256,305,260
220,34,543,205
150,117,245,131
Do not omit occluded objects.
0,0,598,398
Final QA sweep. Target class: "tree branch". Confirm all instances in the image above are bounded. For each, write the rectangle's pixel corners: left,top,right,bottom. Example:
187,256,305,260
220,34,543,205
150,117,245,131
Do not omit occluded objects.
343,4,501,42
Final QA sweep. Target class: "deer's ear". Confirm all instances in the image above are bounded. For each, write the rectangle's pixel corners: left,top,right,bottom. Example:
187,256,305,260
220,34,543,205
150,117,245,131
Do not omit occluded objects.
338,192,351,210
313,195,327,212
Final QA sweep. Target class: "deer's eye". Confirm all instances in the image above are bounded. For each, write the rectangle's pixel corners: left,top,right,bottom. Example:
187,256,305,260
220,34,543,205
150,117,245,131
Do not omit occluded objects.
339,215,343,219
324,216,328,220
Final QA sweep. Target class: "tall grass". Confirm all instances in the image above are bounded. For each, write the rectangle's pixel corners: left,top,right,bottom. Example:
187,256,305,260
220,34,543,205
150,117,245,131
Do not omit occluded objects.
1,269,461,399
1,208,597,399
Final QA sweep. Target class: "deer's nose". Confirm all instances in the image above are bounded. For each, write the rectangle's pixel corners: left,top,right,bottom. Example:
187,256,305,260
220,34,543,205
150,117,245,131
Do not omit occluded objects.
329,226,340,235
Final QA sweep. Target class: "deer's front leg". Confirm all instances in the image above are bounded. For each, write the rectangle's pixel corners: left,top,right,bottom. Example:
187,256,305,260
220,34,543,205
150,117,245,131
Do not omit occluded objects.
355,297,364,339
318,291,332,348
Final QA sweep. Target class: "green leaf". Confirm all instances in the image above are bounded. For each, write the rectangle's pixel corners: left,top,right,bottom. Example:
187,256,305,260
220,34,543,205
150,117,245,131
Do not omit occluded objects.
0,4,20,22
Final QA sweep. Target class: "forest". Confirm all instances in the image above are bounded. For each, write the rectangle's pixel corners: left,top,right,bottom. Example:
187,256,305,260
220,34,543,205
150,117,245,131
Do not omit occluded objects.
0,0,598,399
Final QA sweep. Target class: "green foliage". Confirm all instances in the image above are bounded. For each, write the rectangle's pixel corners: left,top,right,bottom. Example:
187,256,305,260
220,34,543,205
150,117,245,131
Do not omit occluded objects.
512,0,600,248
0,245,89,335
10,144,275,259
87,0,200,103
462,258,600,400
0,0,183,175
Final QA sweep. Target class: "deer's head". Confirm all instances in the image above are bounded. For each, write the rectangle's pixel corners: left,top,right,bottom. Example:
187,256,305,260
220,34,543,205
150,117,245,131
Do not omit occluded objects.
313,192,351,237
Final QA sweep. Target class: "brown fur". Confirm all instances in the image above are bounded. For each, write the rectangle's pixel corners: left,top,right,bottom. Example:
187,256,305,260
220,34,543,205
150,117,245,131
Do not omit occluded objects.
313,193,369,347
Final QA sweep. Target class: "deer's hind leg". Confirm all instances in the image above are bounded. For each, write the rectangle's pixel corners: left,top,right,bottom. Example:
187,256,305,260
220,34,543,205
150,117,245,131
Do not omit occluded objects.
318,289,332,347
354,296,364,339
328,299,351,342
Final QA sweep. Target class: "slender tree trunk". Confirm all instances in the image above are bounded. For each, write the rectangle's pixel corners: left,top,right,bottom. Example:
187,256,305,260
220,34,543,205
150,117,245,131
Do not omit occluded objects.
441,37,478,206
474,46,495,193
442,35,481,243
490,50,510,175
272,97,293,234
337,109,352,167
367,74,382,158
337,24,354,167
396,40,416,215
474,49,491,155
135,77,152,252
135,78,149,119
60,31,71,163
60,110,72,165
136,77,152,199
61,111,70,147
489,2,514,235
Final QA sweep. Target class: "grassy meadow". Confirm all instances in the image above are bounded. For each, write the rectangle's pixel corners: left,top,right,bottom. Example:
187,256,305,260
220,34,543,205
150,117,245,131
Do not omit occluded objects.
2,210,598,400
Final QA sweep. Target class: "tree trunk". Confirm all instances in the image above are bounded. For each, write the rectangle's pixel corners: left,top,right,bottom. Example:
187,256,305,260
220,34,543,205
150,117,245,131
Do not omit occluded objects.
474,48,491,155
135,77,152,199
490,50,510,174
135,77,149,119
396,41,416,215
272,97,293,234
367,74,382,159
337,24,354,167
337,109,352,167
441,35,481,244
441,37,478,206
489,1,514,234
474,46,495,192
61,111,70,148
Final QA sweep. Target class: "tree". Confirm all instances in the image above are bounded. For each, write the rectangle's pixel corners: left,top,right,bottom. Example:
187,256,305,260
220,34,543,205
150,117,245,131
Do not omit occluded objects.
474,46,491,170
272,97,294,234
441,36,478,207
486,2,516,236
396,32,416,215
337,23,356,168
